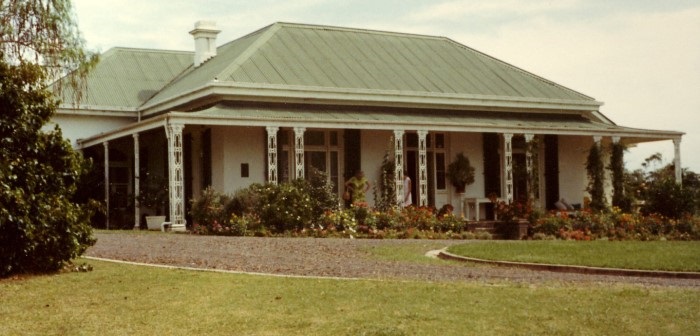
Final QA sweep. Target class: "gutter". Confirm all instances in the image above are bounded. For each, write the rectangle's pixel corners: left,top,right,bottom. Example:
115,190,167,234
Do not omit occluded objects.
138,81,605,117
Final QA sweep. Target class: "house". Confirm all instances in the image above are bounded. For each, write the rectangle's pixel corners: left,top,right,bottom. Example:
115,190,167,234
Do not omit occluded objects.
52,21,684,230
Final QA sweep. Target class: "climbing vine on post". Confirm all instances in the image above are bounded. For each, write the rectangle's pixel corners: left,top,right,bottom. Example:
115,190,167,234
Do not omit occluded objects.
609,141,631,212
586,141,607,212
373,138,397,211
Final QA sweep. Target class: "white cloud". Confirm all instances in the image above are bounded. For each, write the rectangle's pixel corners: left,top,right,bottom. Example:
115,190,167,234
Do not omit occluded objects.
407,0,581,21
443,7,700,171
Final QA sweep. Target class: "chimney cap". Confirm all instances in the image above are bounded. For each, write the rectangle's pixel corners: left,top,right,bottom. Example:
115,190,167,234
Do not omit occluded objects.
190,21,221,35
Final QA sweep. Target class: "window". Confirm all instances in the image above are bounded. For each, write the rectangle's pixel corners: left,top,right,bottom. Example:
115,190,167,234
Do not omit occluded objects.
304,130,325,146
278,129,342,189
241,163,249,178
436,152,446,190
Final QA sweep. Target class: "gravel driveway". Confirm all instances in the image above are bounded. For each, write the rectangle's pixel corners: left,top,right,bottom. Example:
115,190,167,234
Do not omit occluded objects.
86,232,700,288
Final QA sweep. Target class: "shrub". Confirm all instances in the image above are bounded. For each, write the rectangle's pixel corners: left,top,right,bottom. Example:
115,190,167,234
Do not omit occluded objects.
493,200,532,224
531,232,556,240
403,206,438,231
256,182,314,233
475,231,493,240
317,209,357,237
190,187,232,229
227,186,262,217
642,177,696,219
532,213,571,236
435,214,465,233
304,167,340,217
374,208,404,230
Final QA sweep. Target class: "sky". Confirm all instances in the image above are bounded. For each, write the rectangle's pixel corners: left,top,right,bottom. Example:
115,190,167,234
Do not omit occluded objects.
72,0,700,173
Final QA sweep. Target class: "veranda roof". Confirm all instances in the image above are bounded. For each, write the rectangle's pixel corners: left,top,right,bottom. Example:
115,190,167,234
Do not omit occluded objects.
76,103,682,148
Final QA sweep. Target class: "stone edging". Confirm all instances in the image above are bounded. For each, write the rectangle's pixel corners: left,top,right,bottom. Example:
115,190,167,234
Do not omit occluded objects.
437,250,700,279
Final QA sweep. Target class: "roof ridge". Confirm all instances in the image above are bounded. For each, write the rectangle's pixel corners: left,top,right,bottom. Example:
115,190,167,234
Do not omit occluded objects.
215,23,283,80
107,46,193,55
274,21,450,41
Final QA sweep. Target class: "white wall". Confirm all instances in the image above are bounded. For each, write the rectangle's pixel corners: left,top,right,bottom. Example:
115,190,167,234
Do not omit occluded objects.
48,114,134,147
211,126,266,194
558,135,591,206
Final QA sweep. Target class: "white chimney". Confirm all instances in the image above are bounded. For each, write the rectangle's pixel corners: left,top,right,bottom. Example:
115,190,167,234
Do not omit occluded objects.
189,21,221,67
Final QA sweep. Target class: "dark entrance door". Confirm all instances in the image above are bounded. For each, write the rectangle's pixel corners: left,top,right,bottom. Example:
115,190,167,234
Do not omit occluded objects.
544,134,559,210
483,133,501,218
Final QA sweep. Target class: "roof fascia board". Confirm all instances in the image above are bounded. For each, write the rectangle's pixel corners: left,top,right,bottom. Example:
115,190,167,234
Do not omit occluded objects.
140,82,603,116
168,112,682,140
57,106,138,118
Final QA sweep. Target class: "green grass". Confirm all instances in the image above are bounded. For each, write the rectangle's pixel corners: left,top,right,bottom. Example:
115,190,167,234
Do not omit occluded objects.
362,241,456,264
447,241,700,272
1,258,698,335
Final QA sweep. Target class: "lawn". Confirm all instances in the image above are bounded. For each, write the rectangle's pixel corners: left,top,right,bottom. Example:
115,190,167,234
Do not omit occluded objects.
447,240,700,272
1,258,698,335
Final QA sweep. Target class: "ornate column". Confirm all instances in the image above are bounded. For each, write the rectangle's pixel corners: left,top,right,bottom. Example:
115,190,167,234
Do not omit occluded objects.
165,122,186,230
294,127,306,180
266,126,279,184
417,130,428,207
103,142,110,230
133,134,140,230
502,133,513,203
673,137,682,185
393,130,405,205
524,134,535,203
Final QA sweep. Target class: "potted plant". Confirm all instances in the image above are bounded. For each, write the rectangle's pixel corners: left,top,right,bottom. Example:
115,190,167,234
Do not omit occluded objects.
137,173,169,230
447,152,475,193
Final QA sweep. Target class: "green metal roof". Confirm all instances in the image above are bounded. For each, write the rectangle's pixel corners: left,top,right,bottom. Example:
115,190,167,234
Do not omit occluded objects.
145,22,596,110
58,48,193,109
59,22,602,115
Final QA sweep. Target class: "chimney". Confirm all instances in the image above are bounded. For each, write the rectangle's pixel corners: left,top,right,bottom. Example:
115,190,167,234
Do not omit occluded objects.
189,21,221,67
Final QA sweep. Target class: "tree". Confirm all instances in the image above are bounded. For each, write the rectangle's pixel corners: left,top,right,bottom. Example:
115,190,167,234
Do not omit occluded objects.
1,0,97,100
626,153,699,218
0,0,97,277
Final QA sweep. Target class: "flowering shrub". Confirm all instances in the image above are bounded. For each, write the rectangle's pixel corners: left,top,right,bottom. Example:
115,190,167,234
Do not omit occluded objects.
493,200,532,224
256,183,314,233
374,208,404,230
403,206,438,231
530,208,700,241
189,184,700,241
190,187,232,231
318,209,357,237
191,213,261,236
532,213,571,236
434,214,466,233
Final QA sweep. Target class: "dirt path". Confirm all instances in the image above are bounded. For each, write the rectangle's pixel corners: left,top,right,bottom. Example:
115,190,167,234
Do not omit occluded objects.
86,232,700,287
